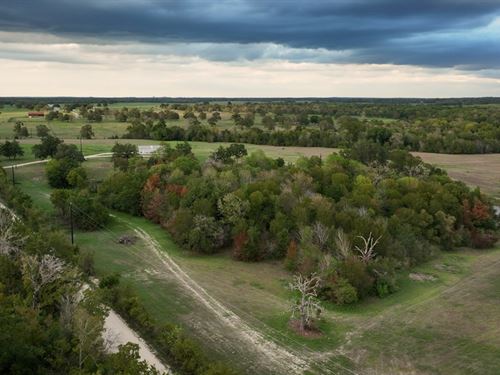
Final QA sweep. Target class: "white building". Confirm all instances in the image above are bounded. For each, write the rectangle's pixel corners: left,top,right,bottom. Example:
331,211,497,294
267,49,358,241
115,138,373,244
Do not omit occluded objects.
138,145,161,155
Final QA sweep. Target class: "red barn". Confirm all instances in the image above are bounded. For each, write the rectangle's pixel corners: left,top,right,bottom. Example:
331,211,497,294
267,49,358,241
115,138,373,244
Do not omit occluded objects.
28,112,45,118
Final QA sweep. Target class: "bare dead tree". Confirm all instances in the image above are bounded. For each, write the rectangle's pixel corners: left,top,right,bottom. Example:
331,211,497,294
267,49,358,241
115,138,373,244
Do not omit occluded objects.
312,222,329,251
289,274,322,332
406,164,429,177
73,308,104,370
355,232,382,263
369,161,393,185
318,253,334,275
21,254,65,308
60,293,78,331
0,208,23,257
334,228,351,260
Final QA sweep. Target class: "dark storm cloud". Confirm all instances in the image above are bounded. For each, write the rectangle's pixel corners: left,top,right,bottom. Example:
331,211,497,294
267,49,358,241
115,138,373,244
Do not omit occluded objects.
0,0,499,68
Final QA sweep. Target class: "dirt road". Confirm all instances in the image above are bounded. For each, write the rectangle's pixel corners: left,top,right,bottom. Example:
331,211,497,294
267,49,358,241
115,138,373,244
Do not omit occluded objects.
2,153,113,169
133,227,312,375
103,309,170,374
0,201,169,374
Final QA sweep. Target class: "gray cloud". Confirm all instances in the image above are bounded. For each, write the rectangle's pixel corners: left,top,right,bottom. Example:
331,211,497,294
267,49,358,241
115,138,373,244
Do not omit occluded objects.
0,0,499,68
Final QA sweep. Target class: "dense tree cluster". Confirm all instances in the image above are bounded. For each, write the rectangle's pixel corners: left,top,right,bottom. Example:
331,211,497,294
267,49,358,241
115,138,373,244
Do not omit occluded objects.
5,99,498,153
115,101,500,154
0,171,161,374
45,143,85,188
46,110,72,121
98,143,498,305
0,161,237,375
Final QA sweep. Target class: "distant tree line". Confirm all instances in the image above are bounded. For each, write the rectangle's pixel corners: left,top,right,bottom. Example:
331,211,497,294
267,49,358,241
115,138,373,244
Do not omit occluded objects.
118,102,500,154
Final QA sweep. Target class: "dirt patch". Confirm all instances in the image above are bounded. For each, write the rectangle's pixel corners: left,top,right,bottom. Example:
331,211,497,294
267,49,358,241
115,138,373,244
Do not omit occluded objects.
103,309,170,374
288,319,323,339
409,273,437,282
117,234,138,245
434,263,460,273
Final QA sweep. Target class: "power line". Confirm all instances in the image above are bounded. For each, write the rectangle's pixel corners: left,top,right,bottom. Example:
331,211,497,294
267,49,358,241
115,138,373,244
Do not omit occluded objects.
51,195,500,374
67,203,359,375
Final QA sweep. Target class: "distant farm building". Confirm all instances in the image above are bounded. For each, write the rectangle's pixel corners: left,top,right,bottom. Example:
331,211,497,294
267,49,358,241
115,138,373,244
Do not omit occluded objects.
138,145,161,155
28,112,45,118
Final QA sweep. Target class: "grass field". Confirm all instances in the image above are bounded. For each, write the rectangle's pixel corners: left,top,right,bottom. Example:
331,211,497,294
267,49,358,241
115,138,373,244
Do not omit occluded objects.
1,138,339,166
0,105,272,140
413,152,500,200
9,156,500,374
2,104,498,200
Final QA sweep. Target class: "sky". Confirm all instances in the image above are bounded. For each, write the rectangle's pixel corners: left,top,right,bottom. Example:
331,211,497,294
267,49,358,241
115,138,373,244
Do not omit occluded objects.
0,0,499,97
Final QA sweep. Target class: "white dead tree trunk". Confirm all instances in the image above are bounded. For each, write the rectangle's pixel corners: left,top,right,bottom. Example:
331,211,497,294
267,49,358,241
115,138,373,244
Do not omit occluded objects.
21,254,65,308
355,232,381,263
73,308,104,370
318,253,333,275
312,222,329,251
60,293,78,331
289,274,322,332
0,209,23,257
334,228,351,260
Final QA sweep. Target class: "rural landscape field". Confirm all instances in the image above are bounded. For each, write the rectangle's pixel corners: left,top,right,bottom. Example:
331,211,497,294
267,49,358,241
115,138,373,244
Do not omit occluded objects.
1,1,499,375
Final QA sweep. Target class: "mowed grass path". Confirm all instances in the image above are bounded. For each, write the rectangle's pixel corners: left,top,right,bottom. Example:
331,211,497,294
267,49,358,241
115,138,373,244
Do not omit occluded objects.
10,158,500,374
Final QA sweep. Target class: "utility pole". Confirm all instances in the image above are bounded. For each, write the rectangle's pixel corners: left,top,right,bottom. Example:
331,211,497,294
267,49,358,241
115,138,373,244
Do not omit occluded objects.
69,202,74,245
11,166,15,185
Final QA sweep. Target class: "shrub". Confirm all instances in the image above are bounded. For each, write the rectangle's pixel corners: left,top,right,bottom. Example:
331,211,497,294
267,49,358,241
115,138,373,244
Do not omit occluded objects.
470,230,498,249
46,159,75,188
187,215,225,254
332,277,358,305
369,258,399,298
166,208,194,244
338,257,374,298
284,240,298,271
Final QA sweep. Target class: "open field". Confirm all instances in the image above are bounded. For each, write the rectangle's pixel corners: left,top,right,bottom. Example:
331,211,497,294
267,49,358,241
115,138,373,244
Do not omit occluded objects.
10,157,500,374
2,139,339,166
413,152,500,200
0,106,271,140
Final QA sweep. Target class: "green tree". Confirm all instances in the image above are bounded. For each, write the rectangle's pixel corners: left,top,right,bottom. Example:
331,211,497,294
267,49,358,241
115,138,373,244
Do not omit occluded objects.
100,343,160,374
32,135,63,159
98,170,148,215
54,144,84,163
13,121,29,138
111,143,139,171
80,124,94,139
46,159,75,188
0,140,24,160
66,166,88,188
262,115,276,130
188,215,225,253
211,144,247,164
36,124,50,137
